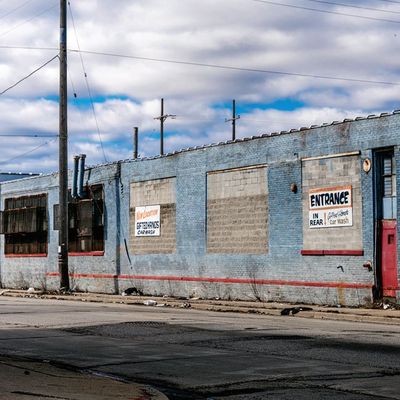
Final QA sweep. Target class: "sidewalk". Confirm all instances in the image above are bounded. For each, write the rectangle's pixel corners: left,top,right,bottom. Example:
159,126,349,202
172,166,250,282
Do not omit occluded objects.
0,355,168,400
2,288,400,326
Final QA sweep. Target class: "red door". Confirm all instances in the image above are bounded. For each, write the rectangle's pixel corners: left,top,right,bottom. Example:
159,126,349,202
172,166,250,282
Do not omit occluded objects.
381,220,398,297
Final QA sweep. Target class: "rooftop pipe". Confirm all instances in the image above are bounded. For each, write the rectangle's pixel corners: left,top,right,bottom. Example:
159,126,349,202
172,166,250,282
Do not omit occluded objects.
77,154,86,198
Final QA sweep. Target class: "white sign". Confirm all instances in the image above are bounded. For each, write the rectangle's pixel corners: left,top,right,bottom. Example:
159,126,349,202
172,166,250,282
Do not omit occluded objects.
308,186,353,229
135,205,160,236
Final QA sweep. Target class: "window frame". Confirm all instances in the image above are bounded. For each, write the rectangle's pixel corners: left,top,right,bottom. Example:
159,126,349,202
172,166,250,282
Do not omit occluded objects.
2,193,48,257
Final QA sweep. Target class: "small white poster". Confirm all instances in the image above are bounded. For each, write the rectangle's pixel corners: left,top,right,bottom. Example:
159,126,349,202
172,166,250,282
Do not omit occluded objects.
308,186,353,229
135,205,160,236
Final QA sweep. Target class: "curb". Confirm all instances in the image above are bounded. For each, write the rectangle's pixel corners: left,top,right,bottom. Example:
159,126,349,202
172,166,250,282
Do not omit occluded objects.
1,289,400,325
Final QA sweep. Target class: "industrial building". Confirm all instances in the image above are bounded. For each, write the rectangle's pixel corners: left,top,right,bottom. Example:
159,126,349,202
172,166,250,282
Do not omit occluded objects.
0,110,398,306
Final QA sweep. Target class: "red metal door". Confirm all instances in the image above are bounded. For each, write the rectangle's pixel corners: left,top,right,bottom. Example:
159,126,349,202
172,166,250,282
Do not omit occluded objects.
381,220,398,297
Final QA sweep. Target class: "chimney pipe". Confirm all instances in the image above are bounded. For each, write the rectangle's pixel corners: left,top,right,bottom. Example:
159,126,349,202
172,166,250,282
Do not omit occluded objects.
77,154,86,198
133,127,138,159
72,155,79,198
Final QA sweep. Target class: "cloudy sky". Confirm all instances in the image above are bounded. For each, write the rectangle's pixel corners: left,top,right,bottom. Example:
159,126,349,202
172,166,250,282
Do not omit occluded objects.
0,0,399,173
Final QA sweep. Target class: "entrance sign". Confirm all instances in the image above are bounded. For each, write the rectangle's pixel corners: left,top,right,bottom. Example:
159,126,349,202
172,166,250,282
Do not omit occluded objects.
135,205,160,236
308,186,352,228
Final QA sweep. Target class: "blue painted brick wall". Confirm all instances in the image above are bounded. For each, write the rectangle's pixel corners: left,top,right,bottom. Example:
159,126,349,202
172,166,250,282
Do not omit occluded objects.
1,112,399,305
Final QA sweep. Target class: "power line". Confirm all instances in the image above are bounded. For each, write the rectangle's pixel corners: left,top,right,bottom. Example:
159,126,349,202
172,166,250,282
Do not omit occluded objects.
0,0,36,22
250,0,400,24
72,49,400,86
0,4,57,39
377,0,400,4
305,0,400,15
0,54,58,96
68,1,107,163
0,134,58,137
1,45,399,87
0,137,57,165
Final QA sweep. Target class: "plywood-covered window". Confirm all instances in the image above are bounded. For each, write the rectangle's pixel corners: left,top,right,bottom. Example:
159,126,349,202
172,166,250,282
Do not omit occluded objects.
54,184,104,254
70,185,104,253
1,193,48,255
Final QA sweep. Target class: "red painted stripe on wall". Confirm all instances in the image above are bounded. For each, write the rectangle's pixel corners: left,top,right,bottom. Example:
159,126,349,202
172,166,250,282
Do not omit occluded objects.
45,272,374,289
6,254,47,258
301,250,364,256
4,251,104,258
68,251,105,257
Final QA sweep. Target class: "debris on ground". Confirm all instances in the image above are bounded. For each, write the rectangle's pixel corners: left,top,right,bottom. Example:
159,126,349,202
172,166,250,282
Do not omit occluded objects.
27,287,35,294
122,287,144,296
180,302,191,308
281,306,313,316
373,301,400,310
143,299,157,306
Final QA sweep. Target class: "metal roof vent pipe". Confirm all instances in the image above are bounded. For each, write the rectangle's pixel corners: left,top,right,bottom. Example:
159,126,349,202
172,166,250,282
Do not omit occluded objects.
77,154,86,198
71,155,79,199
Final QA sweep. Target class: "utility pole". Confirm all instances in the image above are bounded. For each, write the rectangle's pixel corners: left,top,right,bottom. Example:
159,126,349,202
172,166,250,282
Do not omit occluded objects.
225,99,240,141
133,127,139,159
154,98,176,155
58,0,69,291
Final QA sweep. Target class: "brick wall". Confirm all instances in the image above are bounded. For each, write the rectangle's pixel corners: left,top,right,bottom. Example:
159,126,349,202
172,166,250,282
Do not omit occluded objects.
129,177,176,254
207,166,268,254
2,112,400,306
302,155,362,251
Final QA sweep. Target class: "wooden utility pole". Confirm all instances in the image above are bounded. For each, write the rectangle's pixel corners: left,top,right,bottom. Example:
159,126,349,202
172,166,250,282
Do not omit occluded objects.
154,98,176,156
133,127,139,159
58,0,69,291
225,99,240,141
160,98,164,155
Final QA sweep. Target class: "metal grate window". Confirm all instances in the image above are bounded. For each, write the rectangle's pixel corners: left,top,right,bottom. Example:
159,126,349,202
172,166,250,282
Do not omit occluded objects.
66,184,104,253
1,194,48,255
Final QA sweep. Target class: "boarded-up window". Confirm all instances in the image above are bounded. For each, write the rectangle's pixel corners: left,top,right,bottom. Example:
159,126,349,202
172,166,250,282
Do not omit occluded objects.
2,193,48,255
207,166,268,254
66,185,104,253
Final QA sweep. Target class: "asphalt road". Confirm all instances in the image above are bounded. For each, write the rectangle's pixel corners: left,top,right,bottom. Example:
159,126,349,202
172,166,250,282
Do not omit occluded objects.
0,296,399,399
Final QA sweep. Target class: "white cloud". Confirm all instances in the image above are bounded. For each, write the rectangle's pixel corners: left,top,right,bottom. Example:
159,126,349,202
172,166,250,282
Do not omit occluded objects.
0,0,398,172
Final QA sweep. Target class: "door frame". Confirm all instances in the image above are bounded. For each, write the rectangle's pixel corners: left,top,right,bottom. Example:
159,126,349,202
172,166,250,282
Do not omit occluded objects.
373,148,397,300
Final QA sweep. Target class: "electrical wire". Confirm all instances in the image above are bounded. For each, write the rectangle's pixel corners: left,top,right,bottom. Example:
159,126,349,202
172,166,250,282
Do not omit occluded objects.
68,1,108,163
72,49,400,86
0,134,58,137
0,0,36,22
0,137,57,165
0,45,399,87
305,0,400,15
377,0,400,4
249,0,400,24
0,4,57,39
0,54,58,96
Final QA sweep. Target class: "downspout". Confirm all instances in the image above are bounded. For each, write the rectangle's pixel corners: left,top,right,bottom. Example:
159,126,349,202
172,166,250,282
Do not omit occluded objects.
77,154,86,198
71,155,79,198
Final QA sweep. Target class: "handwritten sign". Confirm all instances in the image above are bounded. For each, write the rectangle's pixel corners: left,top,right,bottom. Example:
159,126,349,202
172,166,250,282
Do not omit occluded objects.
308,186,353,229
135,205,160,236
